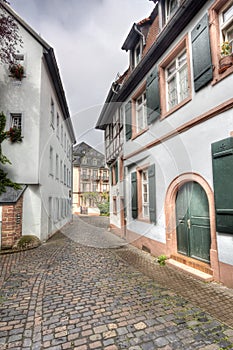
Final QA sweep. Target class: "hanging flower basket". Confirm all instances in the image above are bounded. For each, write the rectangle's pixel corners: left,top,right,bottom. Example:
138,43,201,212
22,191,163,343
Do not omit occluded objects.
9,64,24,80
7,127,23,143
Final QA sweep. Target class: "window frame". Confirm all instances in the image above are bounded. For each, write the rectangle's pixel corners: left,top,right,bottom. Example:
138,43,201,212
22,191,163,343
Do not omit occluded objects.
134,40,143,68
166,0,180,22
137,165,150,222
209,0,233,84
131,81,148,139
10,113,23,135
50,98,55,129
159,34,192,119
113,196,117,215
49,146,54,177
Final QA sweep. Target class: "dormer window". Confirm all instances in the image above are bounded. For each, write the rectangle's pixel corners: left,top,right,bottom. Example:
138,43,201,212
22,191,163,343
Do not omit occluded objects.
134,41,142,67
166,0,179,22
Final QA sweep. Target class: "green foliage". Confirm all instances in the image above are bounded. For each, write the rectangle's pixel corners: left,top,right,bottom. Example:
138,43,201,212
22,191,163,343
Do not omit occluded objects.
221,41,232,57
7,126,23,143
82,191,110,216
0,112,21,195
97,201,110,216
157,254,167,266
13,235,41,250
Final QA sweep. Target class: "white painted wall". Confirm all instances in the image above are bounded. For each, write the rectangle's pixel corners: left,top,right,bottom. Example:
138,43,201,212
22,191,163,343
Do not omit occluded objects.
122,1,233,265
0,11,74,242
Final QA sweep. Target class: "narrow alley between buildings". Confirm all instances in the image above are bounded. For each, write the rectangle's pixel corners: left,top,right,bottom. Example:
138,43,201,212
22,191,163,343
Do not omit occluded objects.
0,216,233,350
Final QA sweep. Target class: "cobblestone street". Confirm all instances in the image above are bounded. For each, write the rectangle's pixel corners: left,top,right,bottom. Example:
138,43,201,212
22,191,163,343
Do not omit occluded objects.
0,216,233,350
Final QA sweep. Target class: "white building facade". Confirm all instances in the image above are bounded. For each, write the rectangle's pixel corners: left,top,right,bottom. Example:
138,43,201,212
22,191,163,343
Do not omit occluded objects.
96,0,233,288
0,4,76,246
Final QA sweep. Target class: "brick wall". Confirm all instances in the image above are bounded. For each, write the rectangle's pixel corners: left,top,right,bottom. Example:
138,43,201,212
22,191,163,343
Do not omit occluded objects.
1,196,23,249
143,16,159,57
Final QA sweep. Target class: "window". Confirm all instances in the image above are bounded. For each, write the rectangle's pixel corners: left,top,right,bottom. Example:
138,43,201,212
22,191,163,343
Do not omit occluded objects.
11,113,22,130
103,170,108,180
166,0,179,22
64,133,66,153
133,41,143,68
56,114,60,138
221,2,233,53
50,99,55,128
64,164,66,185
82,156,87,165
93,158,97,166
56,154,59,180
209,0,233,81
141,170,149,219
113,197,117,215
166,51,188,110
103,184,108,192
131,164,156,223
61,124,63,145
135,92,147,133
159,35,191,117
49,146,54,176
93,183,97,192
60,160,63,183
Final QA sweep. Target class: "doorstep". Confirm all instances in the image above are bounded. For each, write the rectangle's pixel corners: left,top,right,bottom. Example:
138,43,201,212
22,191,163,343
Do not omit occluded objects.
167,259,214,282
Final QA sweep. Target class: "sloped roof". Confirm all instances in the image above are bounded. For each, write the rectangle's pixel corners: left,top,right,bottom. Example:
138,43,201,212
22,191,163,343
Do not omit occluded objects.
0,2,76,143
0,185,27,204
73,142,106,167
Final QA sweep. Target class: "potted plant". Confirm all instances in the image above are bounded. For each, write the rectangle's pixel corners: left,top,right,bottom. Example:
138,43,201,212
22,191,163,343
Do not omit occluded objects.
9,63,24,80
219,41,233,73
7,127,23,143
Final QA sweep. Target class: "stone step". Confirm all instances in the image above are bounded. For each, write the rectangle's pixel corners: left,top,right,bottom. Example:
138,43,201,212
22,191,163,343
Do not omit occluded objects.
167,259,214,282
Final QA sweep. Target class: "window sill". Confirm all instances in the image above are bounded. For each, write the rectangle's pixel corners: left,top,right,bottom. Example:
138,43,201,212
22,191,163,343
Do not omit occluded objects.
132,127,149,140
212,64,233,86
136,217,150,224
160,95,192,120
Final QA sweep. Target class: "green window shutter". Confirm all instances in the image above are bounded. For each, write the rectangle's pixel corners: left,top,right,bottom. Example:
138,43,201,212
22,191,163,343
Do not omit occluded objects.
115,161,118,184
146,66,160,125
191,13,213,92
148,164,156,224
131,171,138,219
125,101,132,141
212,137,233,234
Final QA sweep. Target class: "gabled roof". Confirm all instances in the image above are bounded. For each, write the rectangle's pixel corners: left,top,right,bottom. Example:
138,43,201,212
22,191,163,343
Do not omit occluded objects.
0,2,76,143
73,142,106,168
96,0,208,130
121,6,158,51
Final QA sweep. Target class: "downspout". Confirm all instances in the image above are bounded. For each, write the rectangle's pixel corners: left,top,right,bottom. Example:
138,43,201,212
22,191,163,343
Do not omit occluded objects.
134,24,146,46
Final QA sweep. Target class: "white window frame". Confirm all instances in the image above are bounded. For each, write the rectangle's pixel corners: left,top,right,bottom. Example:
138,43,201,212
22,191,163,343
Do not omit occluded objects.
56,154,59,180
166,50,188,111
134,41,142,67
220,1,233,53
10,113,22,131
49,146,54,176
56,113,60,139
50,98,55,129
141,169,149,219
135,92,147,133
166,0,179,22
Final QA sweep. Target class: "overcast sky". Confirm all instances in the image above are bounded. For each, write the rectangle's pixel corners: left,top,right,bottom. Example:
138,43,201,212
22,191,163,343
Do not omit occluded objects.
9,0,155,151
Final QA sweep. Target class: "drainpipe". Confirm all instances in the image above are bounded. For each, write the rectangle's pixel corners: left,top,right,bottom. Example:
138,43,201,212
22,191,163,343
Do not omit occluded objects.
134,24,146,46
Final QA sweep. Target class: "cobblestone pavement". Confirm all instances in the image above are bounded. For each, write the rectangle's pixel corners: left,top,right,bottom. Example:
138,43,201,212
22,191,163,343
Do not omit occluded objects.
0,216,233,350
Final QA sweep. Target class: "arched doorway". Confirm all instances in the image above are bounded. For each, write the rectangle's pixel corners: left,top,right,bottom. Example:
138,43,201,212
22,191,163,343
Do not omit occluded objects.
165,173,220,281
176,181,210,263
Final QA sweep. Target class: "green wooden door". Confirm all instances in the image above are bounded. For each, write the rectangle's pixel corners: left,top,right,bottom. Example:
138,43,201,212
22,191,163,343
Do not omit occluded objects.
176,182,211,263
